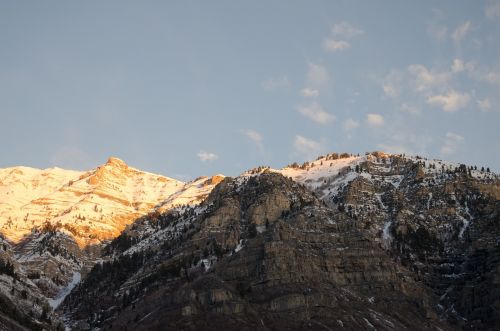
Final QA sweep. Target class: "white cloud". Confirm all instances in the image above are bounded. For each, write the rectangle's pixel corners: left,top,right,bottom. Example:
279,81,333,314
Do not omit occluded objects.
486,2,500,19
451,59,475,74
400,103,421,115
297,102,335,125
197,151,218,162
293,135,323,158
379,130,434,156
451,59,465,73
452,21,472,43
242,129,264,150
243,129,263,143
331,22,364,38
343,118,359,131
427,90,470,112
366,113,384,127
383,84,398,98
441,132,464,155
261,76,291,91
323,22,363,53
306,62,331,90
323,39,351,52
408,64,451,92
300,88,319,97
483,71,500,84
378,69,403,98
477,98,492,111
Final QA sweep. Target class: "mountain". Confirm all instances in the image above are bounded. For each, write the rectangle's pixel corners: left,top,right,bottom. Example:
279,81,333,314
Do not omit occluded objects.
0,157,223,329
0,152,498,330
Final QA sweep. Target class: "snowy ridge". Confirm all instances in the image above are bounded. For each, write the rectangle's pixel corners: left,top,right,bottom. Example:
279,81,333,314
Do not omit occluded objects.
1,152,496,248
155,175,225,212
0,157,186,246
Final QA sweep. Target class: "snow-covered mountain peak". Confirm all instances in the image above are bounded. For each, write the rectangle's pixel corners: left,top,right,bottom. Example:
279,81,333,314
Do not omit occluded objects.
0,160,182,246
105,156,128,168
0,157,231,248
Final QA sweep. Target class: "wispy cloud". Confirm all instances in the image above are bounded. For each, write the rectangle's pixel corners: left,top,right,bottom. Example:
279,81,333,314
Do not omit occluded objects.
306,62,331,90
400,103,421,115
293,135,323,159
441,132,464,155
343,118,359,131
408,64,451,92
323,39,351,52
300,88,319,97
451,59,465,73
261,76,291,91
323,22,363,53
242,129,264,150
366,113,384,127
452,21,472,44
477,98,492,111
297,101,335,125
377,128,434,157
377,59,482,117
197,151,218,162
485,2,500,19
331,22,364,38
427,90,470,112
374,69,403,98
383,84,399,98
482,71,500,84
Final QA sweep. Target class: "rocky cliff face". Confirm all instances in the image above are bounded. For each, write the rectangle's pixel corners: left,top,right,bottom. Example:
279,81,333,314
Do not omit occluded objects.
62,172,448,330
285,152,500,329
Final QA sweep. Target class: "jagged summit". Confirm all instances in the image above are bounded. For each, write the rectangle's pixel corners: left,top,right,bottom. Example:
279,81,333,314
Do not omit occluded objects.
105,156,128,168
92,157,131,177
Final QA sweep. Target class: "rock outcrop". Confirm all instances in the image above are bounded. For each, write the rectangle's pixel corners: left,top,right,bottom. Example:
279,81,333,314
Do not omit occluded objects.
63,173,450,330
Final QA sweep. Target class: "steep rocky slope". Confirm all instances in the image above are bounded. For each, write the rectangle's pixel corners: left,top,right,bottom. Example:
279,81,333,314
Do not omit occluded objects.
279,152,500,329
63,173,448,330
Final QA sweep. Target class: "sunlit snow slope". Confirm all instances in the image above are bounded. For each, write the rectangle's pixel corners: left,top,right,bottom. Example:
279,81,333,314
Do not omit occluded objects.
0,157,222,246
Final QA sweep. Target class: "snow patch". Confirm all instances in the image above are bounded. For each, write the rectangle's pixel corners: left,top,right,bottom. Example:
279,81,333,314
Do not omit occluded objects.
363,317,376,329
235,239,244,253
48,271,81,309
382,220,393,247
256,225,266,233
458,203,472,239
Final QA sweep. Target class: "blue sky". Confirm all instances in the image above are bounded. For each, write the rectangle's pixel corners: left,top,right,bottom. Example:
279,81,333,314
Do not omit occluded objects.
1,1,499,179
